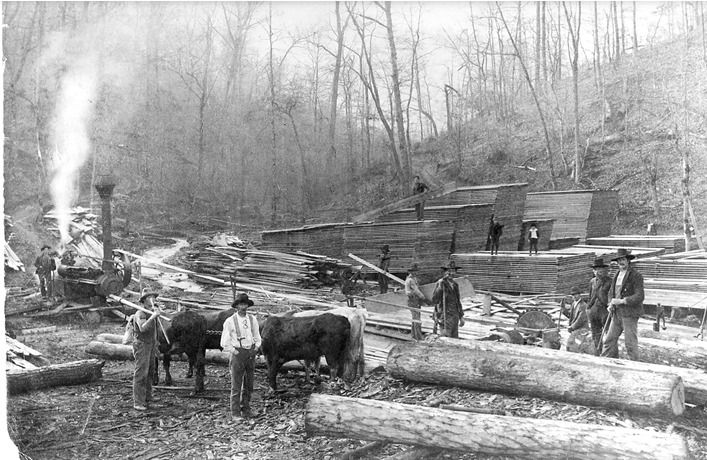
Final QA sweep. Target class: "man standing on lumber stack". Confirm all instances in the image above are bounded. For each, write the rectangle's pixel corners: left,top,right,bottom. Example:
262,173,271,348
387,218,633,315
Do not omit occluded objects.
489,218,503,255
432,262,465,338
377,245,392,294
221,293,261,421
587,258,611,355
527,223,539,255
404,263,428,340
601,249,645,361
412,175,429,220
132,291,163,411
34,244,56,300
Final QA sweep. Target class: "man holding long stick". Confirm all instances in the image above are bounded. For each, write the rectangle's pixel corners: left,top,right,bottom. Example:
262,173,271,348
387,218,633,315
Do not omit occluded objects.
404,263,428,340
132,291,163,411
600,249,644,361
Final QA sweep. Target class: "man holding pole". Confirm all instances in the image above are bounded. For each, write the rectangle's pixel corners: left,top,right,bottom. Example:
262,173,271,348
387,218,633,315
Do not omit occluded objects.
377,245,392,294
132,291,163,411
404,263,428,340
601,249,644,361
587,258,611,355
432,262,465,338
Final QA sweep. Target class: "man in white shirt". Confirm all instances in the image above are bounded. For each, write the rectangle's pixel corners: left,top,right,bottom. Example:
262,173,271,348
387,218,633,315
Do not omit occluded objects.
221,293,261,420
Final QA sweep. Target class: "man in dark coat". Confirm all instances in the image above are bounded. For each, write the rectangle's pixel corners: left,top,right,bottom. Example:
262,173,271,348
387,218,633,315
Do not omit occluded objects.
489,218,504,255
587,258,611,355
34,244,56,299
412,175,429,220
377,245,392,294
601,249,644,361
432,262,465,338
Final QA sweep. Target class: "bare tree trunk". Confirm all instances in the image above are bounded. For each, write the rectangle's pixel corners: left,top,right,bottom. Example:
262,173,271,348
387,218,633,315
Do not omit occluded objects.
383,1,411,186
702,2,706,63
541,2,548,82
327,1,346,176
612,1,621,63
556,2,562,81
633,1,639,52
497,3,557,189
564,2,582,184
620,1,626,54
535,2,541,84
594,2,601,89
268,4,278,224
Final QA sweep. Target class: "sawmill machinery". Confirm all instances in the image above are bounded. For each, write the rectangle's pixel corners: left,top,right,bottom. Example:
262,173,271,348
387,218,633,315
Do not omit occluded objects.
56,174,132,303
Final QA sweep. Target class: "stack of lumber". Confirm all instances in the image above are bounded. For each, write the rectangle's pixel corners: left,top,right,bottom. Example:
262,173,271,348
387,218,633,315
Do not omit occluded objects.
4,241,25,271
524,190,618,242
343,220,455,275
350,182,459,223
180,244,351,290
427,183,528,252
451,252,594,294
66,233,104,268
518,219,554,252
6,336,51,370
552,245,665,263
260,223,345,258
586,235,686,253
633,255,707,280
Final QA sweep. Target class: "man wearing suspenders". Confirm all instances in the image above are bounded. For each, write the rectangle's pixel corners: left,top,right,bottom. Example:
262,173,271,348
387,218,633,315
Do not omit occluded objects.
221,293,261,420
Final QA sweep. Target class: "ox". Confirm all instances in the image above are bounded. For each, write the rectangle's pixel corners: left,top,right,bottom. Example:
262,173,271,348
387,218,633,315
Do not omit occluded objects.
156,308,236,393
260,313,350,391
293,306,367,382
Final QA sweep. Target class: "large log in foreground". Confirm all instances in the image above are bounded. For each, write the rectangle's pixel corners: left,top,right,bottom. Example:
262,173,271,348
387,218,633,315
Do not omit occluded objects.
305,394,689,460
386,339,684,417
85,341,230,364
7,359,104,395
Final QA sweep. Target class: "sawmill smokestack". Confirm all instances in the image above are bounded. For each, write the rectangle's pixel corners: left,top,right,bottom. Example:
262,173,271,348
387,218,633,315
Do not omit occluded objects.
94,174,116,272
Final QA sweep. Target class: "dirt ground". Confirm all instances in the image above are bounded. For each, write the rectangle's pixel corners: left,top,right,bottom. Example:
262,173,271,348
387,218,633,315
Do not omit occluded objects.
6,308,707,460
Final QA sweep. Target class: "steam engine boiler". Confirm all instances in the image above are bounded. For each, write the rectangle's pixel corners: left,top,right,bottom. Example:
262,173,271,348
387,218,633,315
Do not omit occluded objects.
56,174,132,303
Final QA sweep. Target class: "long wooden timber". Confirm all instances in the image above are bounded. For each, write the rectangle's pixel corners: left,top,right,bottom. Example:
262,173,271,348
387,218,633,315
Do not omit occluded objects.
350,182,458,224
586,235,687,253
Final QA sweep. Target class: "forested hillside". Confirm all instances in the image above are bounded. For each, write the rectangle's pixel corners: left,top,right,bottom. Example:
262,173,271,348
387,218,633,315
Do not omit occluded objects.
4,2,707,234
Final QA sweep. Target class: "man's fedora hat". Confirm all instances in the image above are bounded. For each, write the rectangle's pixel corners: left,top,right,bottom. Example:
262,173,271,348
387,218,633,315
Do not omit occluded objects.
440,261,458,271
407,263,419,272
591,258,609,268
232,293,254,307
570,286,581,295
41,244,51,250
612,248,636,261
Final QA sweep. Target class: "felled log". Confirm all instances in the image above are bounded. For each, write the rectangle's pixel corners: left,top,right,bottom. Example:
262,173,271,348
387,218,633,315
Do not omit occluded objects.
7,359,104,395
305,394,689,460
85,341,230,364
386,339,685,416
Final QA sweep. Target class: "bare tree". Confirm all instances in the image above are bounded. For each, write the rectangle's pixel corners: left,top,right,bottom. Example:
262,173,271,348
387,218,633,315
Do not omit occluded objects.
563,2,582,183
496,3,557,189
632,1,639,52
327,1,349,176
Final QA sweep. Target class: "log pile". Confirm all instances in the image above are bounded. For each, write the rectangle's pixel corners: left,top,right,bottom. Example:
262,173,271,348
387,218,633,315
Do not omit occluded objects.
451,252,594,294
427,183,529,252
4,241,25,272
343,221,454,275
305,394,690,459
524,190,618,242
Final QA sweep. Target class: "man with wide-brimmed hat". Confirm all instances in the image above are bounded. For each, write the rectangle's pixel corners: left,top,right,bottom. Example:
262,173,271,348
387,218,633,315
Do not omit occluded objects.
587,258,611,354
562,286,588,333
404,263,428,340
221,293,261,420
377,244,392,294
601,248,644,361
431,261,465,338
132,290,162,411
34,244,56,299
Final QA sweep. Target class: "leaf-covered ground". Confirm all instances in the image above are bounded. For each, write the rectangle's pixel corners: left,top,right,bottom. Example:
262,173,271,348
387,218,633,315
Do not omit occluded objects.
6,311,707,460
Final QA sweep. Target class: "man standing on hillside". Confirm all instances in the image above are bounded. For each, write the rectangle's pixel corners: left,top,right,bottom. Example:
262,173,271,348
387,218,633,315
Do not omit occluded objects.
34,244,56,300
432,261,464,338
412,175,429,220
601,249,644,361
587,258,611,355
377,245,392,294
404,263,428,340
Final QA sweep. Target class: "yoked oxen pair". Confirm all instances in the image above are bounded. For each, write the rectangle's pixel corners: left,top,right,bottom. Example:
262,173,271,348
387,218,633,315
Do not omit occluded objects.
260,306,367,391
154,308,236,394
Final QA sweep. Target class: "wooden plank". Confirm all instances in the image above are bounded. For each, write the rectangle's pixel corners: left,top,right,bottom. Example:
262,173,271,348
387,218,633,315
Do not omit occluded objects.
350,182,458,223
